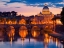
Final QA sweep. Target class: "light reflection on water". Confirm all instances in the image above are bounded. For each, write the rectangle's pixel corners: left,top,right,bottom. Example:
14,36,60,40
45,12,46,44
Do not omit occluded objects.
0,35,63,48
0,26,63,48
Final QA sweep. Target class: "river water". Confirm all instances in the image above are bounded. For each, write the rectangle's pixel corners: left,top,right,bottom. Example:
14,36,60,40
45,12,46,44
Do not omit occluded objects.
0,34,63,48
0,26,63,48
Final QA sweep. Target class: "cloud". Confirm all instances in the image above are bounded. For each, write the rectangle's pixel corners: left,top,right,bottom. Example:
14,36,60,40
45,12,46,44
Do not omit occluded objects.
15,7,21,8
0,0,63,16
27,2,56,7
0,0,10,2
6,0,63,8
56,2,64,4
3,4,7,6
0,2,42,16
0,2,7,8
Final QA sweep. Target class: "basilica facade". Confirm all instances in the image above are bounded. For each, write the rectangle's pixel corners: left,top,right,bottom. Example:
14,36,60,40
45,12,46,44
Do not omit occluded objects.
38,5,54,24
0,5,62,25
31,5,54,25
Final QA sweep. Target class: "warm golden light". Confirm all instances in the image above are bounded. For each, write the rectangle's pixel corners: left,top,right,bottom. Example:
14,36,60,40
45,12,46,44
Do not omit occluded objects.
44,33,48,38
31,18,37,24
19,19,26,25
55,38,59,46
56,19,62,25
37,5,54,25
9,37,14,46
19,30,28,38
31,31,40,37
44,34,49,48
19,26,28,38
31,26,40,37
7,26,15,37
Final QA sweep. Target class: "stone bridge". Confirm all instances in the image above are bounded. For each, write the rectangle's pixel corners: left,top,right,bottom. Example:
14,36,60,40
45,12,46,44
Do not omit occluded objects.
0,24,54,40
0,24,47,30
0,24,53,36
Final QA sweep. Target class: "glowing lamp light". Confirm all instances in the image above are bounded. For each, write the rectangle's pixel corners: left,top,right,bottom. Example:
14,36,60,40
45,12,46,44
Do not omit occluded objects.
31,30,40,38
19,19,26,25
31,26,40,37
7,26,15,38
19,26,28,38
19,30,28,38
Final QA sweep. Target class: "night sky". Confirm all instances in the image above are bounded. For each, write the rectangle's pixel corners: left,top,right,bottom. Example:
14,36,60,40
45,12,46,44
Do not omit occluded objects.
0,0,64,16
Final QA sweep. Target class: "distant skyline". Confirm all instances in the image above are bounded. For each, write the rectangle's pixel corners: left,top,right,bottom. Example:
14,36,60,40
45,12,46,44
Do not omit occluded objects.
0,0,64,16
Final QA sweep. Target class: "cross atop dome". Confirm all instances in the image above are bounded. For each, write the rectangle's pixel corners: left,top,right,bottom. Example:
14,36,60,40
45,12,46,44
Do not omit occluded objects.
44,4,47,6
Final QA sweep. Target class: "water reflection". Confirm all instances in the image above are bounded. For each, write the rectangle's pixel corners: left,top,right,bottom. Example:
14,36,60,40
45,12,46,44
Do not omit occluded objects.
0,34,63,48
7,26,15,38
0,33,63,48
0,27,4,41
31,26,40,37
44,34,49,48
19,26,28,38
0,26,63,48
43,33,63,48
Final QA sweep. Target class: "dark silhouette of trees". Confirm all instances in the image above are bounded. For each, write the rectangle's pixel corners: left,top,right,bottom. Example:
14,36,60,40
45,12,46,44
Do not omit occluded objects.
2,12,7,16
26,18,30,24
7,12,11,16
0,11,17,17
61,7,64,25
11,11,17,16
0,12,2,16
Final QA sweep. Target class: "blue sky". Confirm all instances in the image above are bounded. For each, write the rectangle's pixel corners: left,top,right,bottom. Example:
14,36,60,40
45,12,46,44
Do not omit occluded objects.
0,0,64,16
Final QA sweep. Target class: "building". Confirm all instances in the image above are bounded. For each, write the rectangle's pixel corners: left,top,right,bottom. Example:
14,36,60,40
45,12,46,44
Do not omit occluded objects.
52,14,62,25
0,5,62,25
37,4,54,24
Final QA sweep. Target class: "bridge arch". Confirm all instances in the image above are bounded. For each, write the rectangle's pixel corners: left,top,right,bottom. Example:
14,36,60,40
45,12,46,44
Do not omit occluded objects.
6,26,15,38
19,26,28,38
31,26,40,37
19,19,26,25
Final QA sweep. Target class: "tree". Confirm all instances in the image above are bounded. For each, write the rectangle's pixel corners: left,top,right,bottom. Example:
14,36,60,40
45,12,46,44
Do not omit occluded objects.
60,7,64,25
11,11,17,16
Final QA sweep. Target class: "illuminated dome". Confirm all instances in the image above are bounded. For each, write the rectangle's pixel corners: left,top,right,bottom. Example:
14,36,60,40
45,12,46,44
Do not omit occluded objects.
43,4,49,9
43,6,49,9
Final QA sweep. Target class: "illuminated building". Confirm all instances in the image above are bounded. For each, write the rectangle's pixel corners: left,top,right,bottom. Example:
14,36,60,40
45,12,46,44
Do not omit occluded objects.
54,14,62,25
31,26,40,37
0,7,62,25
56,19,62,25
31,17,38,24
7,26,15,38
37,4,54,24
19,18,26,25
6,19,12,24
19,26,28,38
